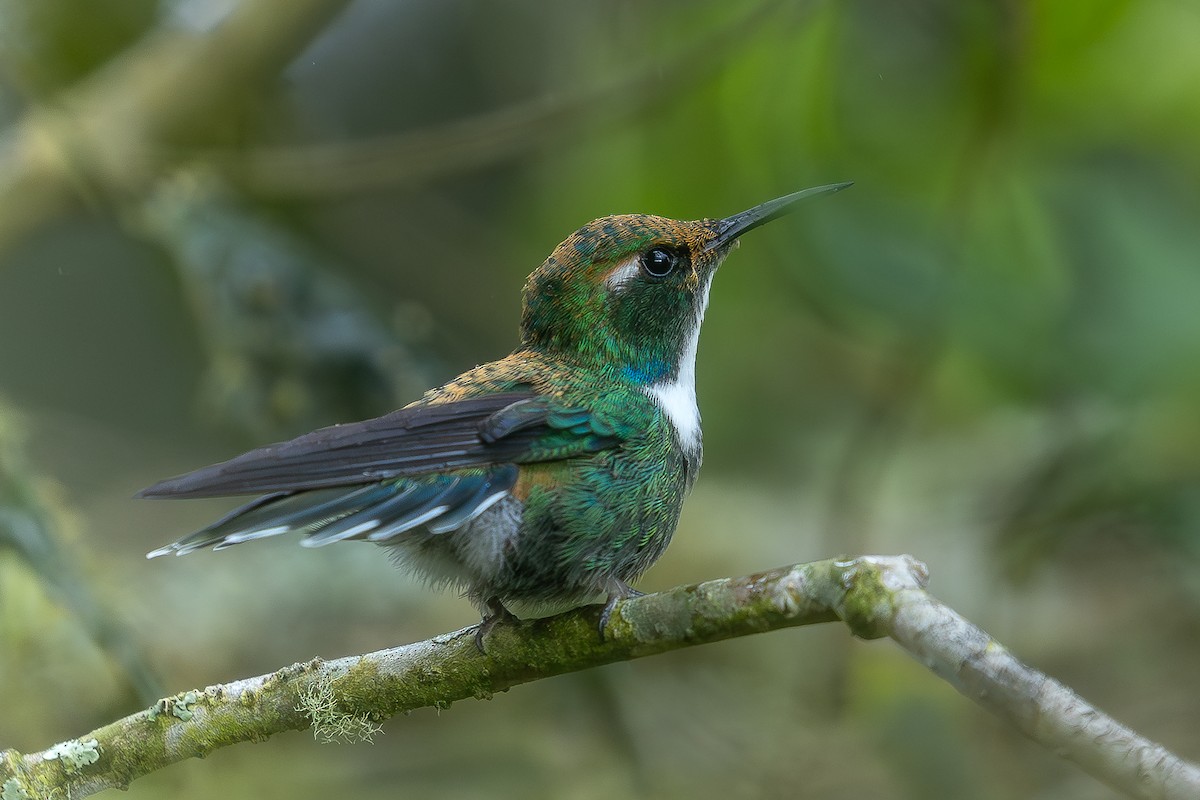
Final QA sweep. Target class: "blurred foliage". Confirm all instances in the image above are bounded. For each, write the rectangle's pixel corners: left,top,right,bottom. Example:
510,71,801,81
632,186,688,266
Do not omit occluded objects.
0,0,1199,798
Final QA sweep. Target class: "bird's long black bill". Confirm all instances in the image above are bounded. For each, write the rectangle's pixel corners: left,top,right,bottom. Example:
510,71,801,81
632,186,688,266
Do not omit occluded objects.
706,181,853,251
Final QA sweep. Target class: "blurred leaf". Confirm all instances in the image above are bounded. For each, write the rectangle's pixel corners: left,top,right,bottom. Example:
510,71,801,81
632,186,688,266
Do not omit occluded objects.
0,0,157,93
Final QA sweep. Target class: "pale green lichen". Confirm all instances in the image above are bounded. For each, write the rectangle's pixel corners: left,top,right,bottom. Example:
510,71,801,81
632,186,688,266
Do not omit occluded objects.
296,678,382,744
173,690,199,721
2,777,30,800
44,738,100,772
150,690,200,722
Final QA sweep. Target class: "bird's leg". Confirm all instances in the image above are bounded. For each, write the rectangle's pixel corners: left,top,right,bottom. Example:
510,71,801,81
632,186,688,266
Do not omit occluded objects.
598,581,645,641
474,597,517,654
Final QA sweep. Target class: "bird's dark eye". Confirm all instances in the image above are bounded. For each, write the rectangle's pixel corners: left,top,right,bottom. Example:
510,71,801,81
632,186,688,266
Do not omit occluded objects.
640,247,678,278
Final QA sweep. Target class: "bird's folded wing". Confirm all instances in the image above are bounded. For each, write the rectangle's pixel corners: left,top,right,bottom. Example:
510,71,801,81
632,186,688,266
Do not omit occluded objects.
138,391,624,498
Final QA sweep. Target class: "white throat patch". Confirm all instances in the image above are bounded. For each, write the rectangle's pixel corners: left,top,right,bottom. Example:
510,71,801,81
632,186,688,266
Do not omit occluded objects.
644,275,712,457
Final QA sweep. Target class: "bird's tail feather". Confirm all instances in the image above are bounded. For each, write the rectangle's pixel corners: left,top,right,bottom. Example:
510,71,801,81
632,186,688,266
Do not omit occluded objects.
146,465,519,558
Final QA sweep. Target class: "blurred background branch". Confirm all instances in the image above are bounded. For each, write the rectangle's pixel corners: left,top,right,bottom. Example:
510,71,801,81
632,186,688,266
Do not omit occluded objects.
0,0,352,257
0,401,161,706
209,1,792,197
132,171,437,438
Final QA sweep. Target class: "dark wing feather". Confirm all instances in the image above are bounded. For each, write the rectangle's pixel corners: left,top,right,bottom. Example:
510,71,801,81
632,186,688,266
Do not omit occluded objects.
139,392,620,499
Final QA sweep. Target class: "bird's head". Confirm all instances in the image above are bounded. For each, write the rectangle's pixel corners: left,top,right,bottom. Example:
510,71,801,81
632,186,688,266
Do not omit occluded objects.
519,183,852,385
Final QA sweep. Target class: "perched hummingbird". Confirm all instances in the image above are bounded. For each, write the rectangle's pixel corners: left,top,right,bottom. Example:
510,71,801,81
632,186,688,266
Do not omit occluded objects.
142,183,851,646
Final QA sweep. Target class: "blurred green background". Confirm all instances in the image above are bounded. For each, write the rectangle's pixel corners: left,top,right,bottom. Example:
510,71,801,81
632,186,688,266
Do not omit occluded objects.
1,0,1199,797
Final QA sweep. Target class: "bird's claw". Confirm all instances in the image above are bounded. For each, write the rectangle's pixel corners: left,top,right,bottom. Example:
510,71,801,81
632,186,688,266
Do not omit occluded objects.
597,584,645,642
473,597,517,654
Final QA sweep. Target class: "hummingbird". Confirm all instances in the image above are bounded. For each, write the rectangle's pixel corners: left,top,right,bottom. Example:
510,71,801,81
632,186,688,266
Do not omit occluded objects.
142,183,851,648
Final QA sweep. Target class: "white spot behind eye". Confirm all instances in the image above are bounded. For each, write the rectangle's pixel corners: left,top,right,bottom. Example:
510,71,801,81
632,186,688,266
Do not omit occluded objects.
604,255,641,291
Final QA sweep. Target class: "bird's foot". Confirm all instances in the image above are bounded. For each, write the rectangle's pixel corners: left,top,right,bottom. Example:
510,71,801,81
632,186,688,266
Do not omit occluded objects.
598,582,645,642
474,597,517,654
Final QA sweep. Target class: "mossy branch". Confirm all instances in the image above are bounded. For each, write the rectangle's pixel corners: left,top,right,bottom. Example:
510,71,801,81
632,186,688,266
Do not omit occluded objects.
1,555,1197,799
